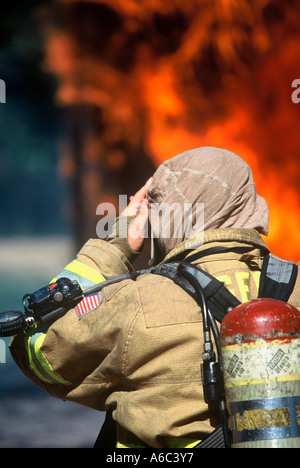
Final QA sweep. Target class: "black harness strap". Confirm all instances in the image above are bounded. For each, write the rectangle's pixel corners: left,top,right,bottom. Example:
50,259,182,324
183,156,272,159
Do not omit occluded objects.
196,425,226,449
258,254,298,301
178,262,240,323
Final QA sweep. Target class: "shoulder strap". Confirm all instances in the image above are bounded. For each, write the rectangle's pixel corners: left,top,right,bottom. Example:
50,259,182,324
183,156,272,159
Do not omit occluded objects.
258,254,298,302
178,262,240,322
145,254,298,322
144,261,240,323
86,253,298,324
85,260,240,324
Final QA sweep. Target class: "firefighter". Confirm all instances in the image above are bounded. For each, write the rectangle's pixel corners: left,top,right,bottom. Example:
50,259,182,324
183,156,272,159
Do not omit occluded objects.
10,146,300,448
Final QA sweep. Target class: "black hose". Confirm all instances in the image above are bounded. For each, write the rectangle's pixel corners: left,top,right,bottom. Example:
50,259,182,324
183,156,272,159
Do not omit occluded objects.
179,264,231,448
178,267,211,343
0,312,27,337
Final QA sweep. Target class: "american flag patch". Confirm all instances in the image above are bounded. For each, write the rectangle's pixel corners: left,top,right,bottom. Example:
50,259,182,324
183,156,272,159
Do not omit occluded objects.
75,293,102,320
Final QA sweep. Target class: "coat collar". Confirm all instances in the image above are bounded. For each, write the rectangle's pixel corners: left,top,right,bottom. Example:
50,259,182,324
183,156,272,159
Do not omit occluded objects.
160,228,269,265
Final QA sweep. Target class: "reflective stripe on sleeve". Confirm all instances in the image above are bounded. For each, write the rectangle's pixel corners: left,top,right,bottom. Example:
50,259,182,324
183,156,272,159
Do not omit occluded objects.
25,258,106,385
25,331,72,385
116,439,201,449
51,259,106,290
165,438,201,448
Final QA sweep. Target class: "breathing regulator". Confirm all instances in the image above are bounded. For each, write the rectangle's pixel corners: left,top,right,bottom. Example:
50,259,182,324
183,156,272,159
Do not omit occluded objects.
0,278,83,337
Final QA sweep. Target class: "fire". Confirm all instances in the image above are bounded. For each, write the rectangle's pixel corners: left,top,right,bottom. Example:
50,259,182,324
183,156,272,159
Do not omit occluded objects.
42,0,300,261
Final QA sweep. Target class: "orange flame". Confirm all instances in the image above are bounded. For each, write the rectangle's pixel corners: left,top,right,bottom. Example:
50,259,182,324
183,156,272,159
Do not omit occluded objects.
44,0,300,261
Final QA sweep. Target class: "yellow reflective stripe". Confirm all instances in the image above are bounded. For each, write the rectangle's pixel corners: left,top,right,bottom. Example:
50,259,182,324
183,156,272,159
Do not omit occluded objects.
34,334,72,385
65,260,106,285
185,439,202,448
25,332,53,384
25,332,71,385
116,439,201,449
117,443,145,448
166,438,201,448
25,259,106,385
51,260,106,287
225,374,300,388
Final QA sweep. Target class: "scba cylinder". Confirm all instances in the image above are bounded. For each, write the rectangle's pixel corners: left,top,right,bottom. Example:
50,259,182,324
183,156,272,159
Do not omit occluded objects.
220,298,300,448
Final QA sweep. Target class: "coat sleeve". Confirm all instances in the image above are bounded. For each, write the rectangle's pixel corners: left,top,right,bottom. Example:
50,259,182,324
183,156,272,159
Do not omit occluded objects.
9,237,137,409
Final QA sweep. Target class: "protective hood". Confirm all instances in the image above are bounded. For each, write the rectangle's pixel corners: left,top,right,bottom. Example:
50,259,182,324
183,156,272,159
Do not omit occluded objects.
147,146,269,265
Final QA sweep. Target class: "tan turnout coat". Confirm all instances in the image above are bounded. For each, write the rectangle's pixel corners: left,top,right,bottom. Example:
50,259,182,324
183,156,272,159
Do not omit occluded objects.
10,228,300,448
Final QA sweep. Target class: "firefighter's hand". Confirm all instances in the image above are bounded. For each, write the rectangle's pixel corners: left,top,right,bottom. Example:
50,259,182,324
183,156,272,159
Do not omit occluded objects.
121,177,153,252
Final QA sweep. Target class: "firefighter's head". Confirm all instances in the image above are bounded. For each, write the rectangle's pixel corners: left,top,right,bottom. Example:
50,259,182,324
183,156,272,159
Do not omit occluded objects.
147,146,269,265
